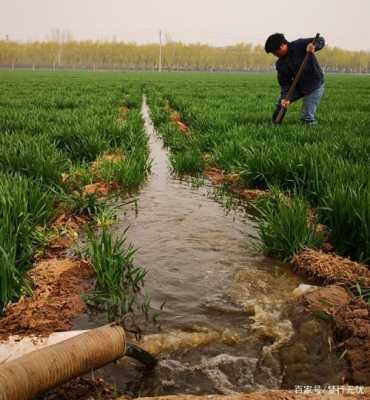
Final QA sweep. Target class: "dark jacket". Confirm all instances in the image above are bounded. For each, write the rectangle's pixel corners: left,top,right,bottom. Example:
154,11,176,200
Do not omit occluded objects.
276,37,325,98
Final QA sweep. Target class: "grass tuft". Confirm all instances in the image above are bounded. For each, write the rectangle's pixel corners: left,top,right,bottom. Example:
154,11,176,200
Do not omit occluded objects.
85,227,147,322
253,189,324,261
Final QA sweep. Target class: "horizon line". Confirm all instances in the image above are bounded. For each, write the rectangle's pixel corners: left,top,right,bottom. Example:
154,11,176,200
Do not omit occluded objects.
1,37,370,54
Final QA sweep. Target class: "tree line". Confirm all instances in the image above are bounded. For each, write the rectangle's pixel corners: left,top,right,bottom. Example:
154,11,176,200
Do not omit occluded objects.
1,40,369,73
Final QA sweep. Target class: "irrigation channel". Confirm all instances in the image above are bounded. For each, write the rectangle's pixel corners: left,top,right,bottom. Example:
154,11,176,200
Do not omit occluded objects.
74,97,346,396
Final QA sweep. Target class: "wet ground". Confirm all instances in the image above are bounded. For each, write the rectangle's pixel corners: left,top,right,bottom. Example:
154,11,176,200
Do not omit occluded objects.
73,97,347,396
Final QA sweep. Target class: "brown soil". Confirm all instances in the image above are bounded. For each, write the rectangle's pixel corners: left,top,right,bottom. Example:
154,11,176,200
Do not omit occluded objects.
82,151,125,195
36,376,119,400
83,181,120,196
231,187,268,201
83,181,112,196
204,167,268,201
292,249,370,287
301,286,370,385
0,258,93,340
32,212,89,260
132,390,369,400
301,285,352,315
204,167,226,185
335,299,370,384
62,152,124,196
41,236,75,259
53,212,89,232
169,111,189,134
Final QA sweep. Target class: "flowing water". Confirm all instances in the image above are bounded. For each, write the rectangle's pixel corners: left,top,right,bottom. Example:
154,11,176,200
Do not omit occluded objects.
74,97,346,396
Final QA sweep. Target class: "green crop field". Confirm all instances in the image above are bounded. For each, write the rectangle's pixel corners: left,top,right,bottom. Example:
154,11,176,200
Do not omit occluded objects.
1,70,369,312
144,72,370,263
0,70,150,311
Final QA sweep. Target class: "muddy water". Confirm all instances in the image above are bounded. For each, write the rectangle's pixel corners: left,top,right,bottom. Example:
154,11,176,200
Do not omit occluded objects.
76,97,346,395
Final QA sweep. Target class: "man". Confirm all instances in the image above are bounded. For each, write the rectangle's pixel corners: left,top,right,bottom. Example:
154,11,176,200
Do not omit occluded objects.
265,33,325,125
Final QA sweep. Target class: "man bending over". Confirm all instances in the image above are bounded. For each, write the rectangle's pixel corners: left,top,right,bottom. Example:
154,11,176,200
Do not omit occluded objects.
265,33,325,125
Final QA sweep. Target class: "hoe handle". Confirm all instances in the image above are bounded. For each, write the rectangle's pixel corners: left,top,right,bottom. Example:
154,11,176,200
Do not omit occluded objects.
275,33,320,124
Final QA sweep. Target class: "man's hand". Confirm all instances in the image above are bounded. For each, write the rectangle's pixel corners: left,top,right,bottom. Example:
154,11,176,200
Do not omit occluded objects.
306,43,315,53
281,99,290,108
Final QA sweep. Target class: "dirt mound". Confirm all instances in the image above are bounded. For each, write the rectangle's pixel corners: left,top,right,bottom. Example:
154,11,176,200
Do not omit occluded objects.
292,249,370,287
292,250,370,383
169,111,189,134
335,299,370,384
204,168,268,201
0,258,93,340
38,236,75,260
204,167,226,185
231,188,268,201
62,152,124,194
53,213,89,231
301,285,352,315
83,182,111,196
301,286,370,384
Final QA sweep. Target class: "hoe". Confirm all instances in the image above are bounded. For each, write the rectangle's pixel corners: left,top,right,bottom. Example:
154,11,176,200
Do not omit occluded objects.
273,33,320,124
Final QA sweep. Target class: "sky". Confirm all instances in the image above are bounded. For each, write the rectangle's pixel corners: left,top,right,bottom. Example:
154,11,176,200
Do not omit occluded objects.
1,0,370,51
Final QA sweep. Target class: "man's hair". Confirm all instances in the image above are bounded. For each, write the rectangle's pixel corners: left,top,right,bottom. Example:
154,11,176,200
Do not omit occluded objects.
264,33,287,54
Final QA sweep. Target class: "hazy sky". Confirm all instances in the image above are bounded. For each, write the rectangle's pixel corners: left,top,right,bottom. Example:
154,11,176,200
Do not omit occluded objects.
1,0,369,51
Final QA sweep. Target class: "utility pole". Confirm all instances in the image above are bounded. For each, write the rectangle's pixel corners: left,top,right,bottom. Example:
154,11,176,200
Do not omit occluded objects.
159,29,162,72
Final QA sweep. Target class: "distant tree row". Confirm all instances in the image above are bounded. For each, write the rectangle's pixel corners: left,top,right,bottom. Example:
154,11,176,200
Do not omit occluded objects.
0,40,369,73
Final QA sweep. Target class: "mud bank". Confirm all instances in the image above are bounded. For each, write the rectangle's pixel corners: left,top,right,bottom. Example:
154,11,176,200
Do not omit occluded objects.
203,165,370,387
292,251,370,385
293,249,370,287
297,285,370,385
0,147,132,341
0,258,92,339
